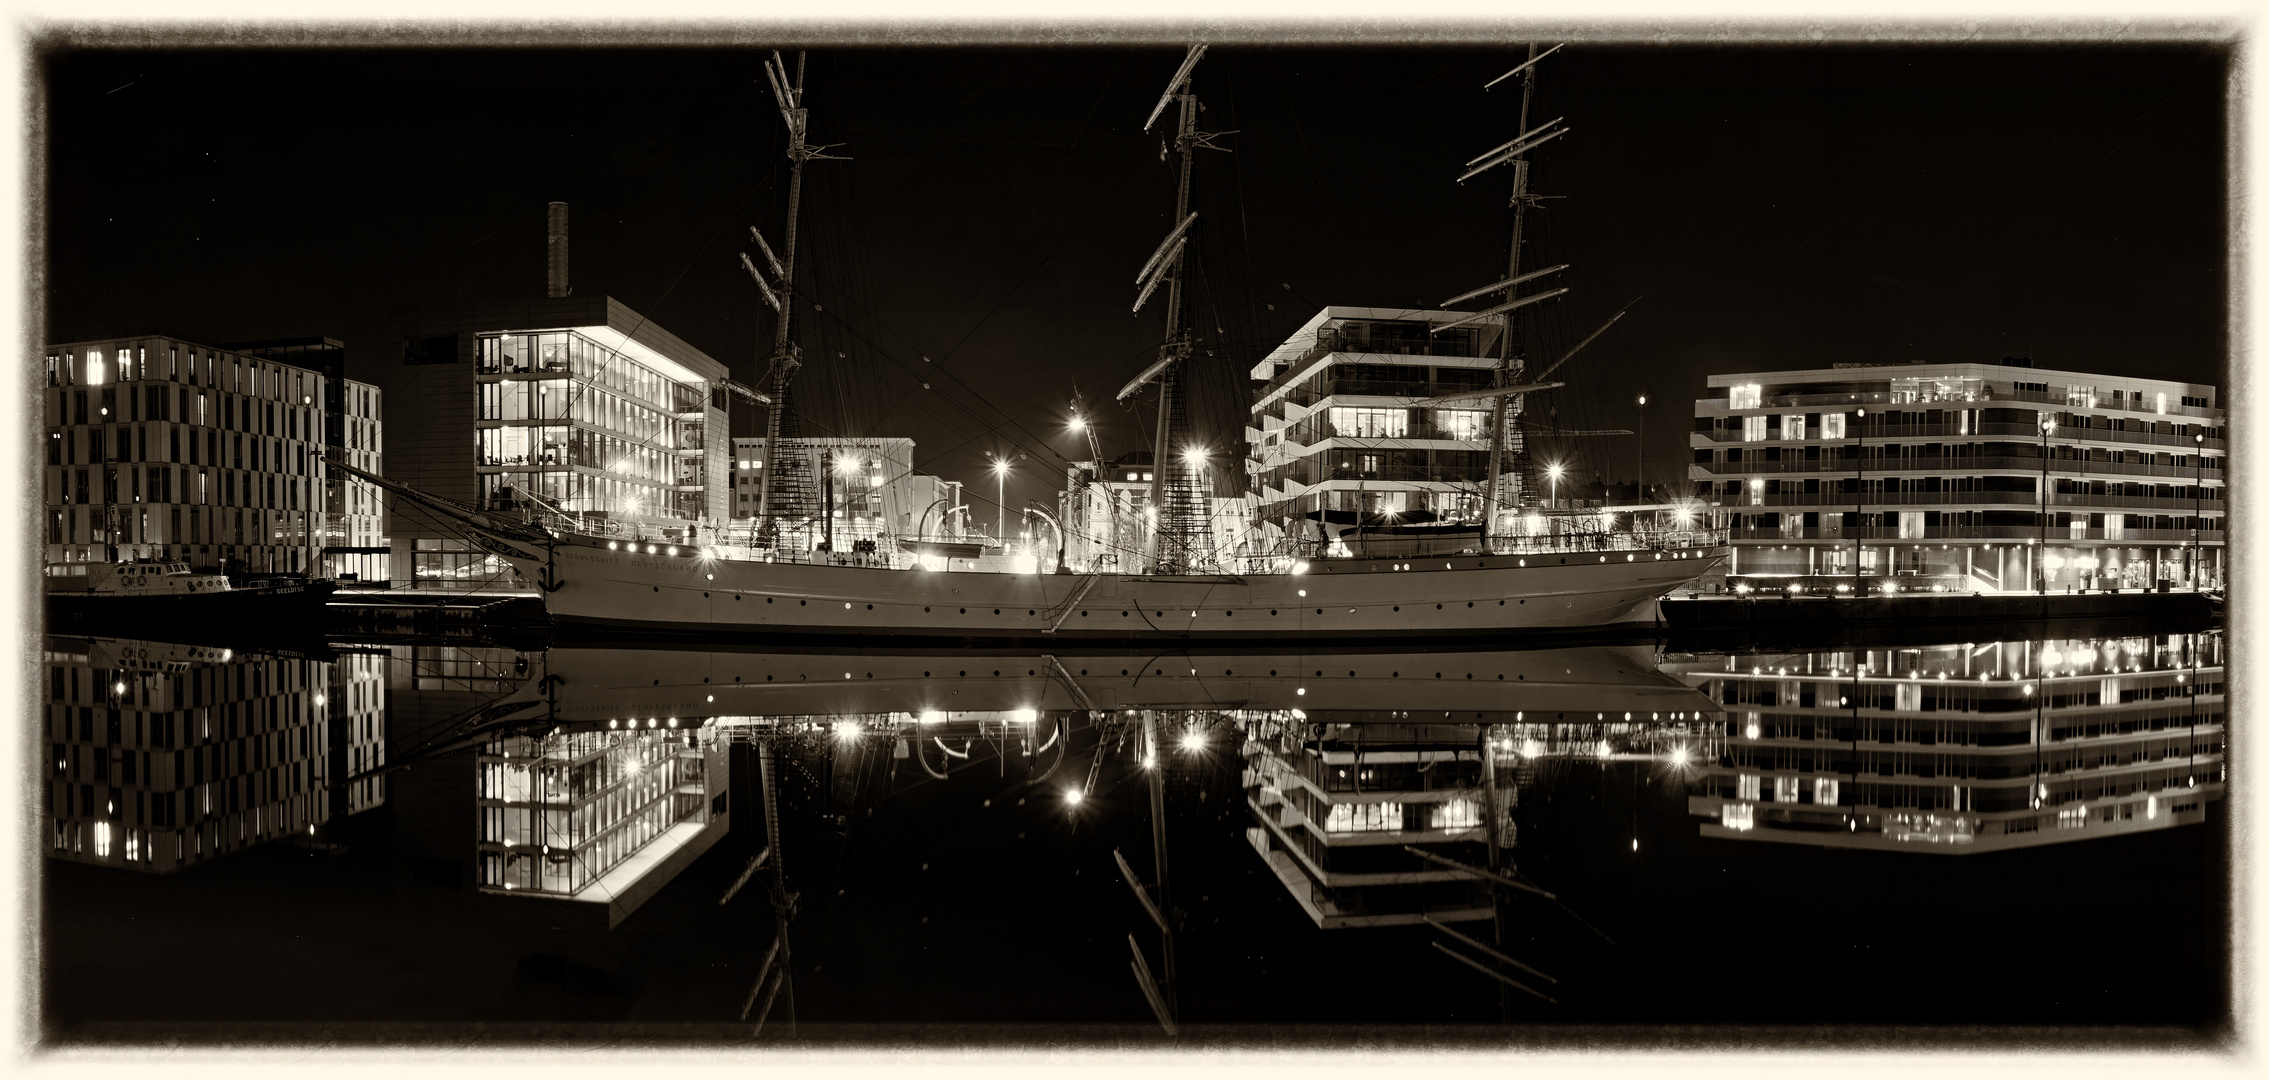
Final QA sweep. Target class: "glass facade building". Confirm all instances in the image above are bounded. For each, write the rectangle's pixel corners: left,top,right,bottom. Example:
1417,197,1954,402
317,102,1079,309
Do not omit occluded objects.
384,297,730,589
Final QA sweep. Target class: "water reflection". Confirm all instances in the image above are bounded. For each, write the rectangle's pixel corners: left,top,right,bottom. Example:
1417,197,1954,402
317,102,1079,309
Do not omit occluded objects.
41,636,384,873
1673,633,2226,852
39,626,2226,1030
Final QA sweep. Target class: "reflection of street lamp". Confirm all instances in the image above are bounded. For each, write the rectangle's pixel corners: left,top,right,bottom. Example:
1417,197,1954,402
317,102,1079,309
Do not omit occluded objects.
1547,462,1565,512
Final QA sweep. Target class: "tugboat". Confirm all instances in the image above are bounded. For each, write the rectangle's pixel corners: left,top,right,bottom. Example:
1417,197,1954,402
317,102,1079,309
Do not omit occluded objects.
44,559,337,628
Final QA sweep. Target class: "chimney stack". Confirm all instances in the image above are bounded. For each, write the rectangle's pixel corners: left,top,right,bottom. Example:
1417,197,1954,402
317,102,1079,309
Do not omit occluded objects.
547,202,570,298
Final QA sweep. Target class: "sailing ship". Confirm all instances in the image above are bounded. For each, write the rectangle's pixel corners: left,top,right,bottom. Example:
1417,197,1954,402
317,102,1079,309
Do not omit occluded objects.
345,45,1727,642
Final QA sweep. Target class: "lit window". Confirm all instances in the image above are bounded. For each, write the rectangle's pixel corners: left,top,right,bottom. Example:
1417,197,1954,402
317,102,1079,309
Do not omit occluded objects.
1729,384,1762,409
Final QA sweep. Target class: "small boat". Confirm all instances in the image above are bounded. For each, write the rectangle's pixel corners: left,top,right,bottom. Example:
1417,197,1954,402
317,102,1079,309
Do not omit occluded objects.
44,559,337,627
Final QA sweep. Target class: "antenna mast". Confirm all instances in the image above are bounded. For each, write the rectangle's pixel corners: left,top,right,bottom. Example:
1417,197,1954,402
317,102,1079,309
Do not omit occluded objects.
749,50,849,548
1119,44,1233,574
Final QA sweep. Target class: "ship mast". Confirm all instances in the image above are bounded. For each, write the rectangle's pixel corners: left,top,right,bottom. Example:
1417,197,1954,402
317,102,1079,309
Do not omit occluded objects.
1450,43,1569,548
1118,44,1231,574
746,50,848,547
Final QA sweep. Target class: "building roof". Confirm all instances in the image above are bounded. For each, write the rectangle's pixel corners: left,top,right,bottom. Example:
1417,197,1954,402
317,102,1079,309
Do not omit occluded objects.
1257,305,1484,372
389,295,727,384
1704,360,2217,400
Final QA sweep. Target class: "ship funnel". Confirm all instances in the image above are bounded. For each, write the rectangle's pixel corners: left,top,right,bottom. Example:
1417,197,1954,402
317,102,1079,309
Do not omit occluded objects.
547,202,570,298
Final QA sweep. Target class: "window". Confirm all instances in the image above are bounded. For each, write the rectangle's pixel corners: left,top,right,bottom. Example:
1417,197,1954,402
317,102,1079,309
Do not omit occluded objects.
1729,384,1762,409
1784,414,1806,441
1329,406,1407,438
1433,409,1488,440
1742,415,1768,443
1814,778,1839,806
1324,801,1400,832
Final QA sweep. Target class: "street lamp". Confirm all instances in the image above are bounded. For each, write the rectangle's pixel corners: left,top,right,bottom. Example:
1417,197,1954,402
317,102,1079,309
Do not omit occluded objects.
1635,393,1648,502
2038,415,2057,593
1547,462,1565,512
2193,429,2206,589
1853,407,1866,597
990,455,1012,544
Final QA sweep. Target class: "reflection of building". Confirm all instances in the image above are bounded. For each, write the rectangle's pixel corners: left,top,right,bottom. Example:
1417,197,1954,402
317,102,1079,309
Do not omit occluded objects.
729,436,919,551
326,650,388,817
42,637,364,873
1246,307,1511,547
475,728,728,928
43,336,337,574
382,296,730,588
1676,633,2225,852
223,338,389,583
1240,716,1505,929
1689,360,2225,592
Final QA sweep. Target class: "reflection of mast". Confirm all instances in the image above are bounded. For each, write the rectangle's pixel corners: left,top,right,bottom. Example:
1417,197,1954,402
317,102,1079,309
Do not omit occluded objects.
1119,44,1232,574
737,740,800,1033
749,50,849,548
1117,710,1179,1033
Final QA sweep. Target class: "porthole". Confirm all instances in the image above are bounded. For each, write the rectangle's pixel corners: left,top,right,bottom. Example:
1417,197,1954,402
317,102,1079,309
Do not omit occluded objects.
1028,610,1035,616
868,604,874,610
1316,609,1323,614
767,597,774,603
800,600,806,606
704,592,710,598
994,609,1001,615
1271,610,1278,615
960,608,967,614
1436,603,1443,609
1393,606,1400,611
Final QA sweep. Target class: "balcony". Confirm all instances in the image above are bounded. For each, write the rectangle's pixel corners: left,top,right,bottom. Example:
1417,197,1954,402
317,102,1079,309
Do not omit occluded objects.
1693,454,2222,481
1734,490,2222,513
1729,525,2226,544
1700,385,2222,421
1696,420,2224,451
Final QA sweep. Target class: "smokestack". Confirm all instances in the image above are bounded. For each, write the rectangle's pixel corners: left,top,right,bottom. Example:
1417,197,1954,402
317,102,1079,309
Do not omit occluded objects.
547,202,570,298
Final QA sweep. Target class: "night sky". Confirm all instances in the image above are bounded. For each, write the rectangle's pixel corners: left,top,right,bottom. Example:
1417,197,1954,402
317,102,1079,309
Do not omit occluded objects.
41,38,2228,514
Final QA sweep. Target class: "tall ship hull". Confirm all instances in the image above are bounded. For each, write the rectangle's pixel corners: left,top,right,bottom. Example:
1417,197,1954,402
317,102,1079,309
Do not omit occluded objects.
472,529,1727,643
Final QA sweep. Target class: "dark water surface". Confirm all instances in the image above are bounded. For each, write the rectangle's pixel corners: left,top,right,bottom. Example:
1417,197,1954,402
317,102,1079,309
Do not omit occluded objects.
38,625,2228,1044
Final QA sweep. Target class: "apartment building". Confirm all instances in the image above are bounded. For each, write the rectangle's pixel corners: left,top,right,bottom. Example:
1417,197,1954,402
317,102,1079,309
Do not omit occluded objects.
1689,359,2224,592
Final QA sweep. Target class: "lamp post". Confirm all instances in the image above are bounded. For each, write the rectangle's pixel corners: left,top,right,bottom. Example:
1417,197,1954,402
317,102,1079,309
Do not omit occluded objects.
1635,392,1648,502
990,455,1011,546
2193,429,2206,589
2038,415,2057,593
1853,407,1866,597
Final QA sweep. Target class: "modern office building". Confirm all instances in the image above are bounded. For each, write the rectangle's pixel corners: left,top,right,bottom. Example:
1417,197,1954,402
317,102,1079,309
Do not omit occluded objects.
1247,306,1511,548
225,338,389,583
42,636,361,873
1674,632,2225,852
381,296,730,588
1240,716,1507,929
729,436,921,549
1688,360,2225,592
43,336,335,574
